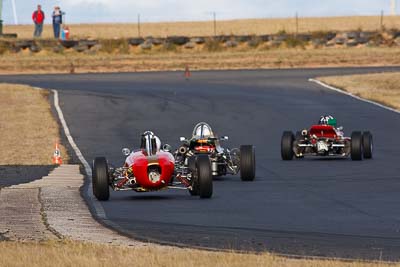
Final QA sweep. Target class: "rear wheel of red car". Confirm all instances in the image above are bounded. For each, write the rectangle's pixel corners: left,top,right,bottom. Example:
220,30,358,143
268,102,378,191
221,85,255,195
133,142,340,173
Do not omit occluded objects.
196,154,213,199
362,131,373,159
92,157,110,201
281,131,294,160
187,156,199,196
240,145,255,181
351,131,363,161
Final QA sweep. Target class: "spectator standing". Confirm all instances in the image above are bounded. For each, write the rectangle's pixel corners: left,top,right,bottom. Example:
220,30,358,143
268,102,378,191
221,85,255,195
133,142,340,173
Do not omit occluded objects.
32,5,45,37
52,6,63,39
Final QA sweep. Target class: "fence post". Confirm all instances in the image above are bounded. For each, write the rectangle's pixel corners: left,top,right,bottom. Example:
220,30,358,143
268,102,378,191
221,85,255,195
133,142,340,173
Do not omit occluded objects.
295,12,299,36
380,10,384,30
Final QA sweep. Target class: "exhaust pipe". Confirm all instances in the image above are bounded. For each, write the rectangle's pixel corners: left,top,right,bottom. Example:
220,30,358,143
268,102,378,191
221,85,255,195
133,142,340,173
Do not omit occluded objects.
179,146,188,154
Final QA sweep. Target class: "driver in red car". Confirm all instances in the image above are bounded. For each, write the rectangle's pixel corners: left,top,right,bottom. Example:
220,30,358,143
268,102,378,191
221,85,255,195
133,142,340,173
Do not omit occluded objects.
125,131,161,166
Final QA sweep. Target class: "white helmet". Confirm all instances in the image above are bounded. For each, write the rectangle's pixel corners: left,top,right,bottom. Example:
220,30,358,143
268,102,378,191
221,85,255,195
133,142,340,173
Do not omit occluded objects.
192,122,214,138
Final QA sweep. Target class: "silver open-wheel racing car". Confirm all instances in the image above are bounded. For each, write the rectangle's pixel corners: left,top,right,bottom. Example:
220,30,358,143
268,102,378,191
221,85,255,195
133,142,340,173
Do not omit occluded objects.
174,122,256,182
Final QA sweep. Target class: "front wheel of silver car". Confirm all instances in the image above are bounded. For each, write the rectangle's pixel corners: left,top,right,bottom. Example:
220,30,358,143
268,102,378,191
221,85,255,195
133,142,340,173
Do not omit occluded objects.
240,145,256,181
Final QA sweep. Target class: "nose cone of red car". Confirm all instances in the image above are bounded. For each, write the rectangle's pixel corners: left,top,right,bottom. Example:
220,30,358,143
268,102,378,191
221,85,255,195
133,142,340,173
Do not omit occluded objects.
130,151,175,189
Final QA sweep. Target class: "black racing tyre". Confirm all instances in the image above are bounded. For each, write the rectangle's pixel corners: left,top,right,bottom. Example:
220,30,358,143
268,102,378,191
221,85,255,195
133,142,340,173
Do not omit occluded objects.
362,131,373,159
196,154,213,198
351,131,363,161
281,131,294,160
240,145,256,181
92,157,110,201
187,156,199,196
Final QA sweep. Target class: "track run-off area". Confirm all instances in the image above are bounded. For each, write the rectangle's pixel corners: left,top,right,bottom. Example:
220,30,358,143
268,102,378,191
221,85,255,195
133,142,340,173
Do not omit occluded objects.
2,67,400,261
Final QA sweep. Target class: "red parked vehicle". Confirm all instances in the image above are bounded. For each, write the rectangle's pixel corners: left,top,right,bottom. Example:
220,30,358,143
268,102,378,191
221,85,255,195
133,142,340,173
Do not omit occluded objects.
281,116,373,161
92,131,213,201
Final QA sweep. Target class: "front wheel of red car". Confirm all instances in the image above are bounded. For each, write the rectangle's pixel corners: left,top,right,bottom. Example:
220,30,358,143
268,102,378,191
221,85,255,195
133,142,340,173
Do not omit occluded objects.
240,145,255,181
92,157,110,201
351,131,363,161
281,131,294,160
362,131,373,159
196,154,213,199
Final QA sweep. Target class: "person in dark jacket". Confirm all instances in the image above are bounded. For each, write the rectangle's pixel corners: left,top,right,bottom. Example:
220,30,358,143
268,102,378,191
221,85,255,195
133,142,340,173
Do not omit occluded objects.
32,5,45,37
52,6,64,38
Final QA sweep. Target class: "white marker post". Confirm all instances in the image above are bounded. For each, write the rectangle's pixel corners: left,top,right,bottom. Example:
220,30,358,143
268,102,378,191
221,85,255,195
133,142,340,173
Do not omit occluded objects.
11,0,17,24
391,0,397,15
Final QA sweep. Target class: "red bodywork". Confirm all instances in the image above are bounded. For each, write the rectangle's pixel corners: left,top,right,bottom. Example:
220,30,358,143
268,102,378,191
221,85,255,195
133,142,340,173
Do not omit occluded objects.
309,125,338,139
125,150,175,190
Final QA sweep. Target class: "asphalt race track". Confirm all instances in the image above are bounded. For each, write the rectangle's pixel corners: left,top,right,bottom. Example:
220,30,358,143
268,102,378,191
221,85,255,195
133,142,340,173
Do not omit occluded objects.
2,67,400,260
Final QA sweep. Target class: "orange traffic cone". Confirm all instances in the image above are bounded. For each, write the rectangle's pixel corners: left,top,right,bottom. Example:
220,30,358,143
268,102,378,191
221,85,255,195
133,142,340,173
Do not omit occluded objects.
52,142,62,165
184,65,191,79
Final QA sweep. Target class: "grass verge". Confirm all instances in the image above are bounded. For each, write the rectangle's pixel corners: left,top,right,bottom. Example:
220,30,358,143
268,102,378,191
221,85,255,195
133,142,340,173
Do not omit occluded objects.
0,240,398,267
318,72,400,110
1,47,400,74
0,84,68,164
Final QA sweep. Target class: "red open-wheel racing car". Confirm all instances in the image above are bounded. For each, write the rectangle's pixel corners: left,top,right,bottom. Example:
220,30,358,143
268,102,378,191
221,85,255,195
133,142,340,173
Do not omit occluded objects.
92,131,213,201
281,116,373,161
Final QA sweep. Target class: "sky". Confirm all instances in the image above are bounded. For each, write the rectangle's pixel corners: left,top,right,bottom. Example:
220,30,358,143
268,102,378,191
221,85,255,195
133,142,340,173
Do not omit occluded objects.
0,0,398,25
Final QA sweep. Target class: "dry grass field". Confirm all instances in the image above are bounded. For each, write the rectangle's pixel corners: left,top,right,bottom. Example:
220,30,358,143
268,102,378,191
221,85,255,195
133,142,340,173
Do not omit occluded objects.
0,84,68,165
318,72,400,110
0,240,397,267
4,15,400,39
1,47,400,74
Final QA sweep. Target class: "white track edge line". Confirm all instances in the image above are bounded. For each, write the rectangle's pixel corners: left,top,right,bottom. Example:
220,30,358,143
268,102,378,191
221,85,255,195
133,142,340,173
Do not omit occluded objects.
308,78,400,115
52,89,107,219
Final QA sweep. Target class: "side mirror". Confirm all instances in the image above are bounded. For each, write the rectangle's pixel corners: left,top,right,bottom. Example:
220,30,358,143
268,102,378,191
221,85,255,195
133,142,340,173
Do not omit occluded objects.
122,148,131,156
221,136,229,141
179,137,187,142
162,144,172,152
337,126,343,131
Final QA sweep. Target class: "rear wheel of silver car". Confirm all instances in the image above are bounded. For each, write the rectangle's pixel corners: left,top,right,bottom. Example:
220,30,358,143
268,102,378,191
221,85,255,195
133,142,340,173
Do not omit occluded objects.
362,131,373,159
351,131,363,161
240,145,256,181
281,131,294,160
92,157,110,201
196,154,213,199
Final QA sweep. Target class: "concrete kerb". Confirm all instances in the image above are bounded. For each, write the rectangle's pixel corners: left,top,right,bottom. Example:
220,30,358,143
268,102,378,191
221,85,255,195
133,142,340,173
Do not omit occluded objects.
51,89,142,244
51,89,106,218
